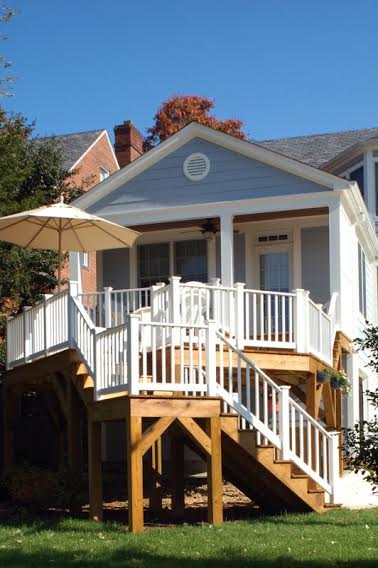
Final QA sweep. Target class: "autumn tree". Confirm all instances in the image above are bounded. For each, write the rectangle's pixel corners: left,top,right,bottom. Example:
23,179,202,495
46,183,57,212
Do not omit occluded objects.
145,95,246,148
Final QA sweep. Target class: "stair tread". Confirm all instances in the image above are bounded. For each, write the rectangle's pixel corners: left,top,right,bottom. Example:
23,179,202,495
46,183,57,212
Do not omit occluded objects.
308,488,325,494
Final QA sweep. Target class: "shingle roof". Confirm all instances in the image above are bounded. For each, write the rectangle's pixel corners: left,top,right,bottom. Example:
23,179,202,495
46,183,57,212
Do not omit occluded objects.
40,129,105,170
257,127,378,169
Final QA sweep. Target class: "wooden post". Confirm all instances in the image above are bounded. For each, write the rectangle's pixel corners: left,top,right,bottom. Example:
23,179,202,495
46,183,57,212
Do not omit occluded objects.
67,379,83,473
88,417,103,522
170,432,185,519
126,414,144,533
207,416,223,525
149,437,163,514
2,385,17,469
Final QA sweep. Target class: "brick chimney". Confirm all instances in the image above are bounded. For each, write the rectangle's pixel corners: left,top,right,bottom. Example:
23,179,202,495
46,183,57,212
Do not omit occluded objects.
114,120,144,168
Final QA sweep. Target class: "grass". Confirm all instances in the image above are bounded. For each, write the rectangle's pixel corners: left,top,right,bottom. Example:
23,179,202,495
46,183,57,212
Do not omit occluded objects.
0,508,376,567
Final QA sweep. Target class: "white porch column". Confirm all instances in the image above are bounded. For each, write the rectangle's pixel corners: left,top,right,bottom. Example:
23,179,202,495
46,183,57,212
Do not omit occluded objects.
328,204,342,328
207,236,217,281
69,252,82,297
220,213,234,287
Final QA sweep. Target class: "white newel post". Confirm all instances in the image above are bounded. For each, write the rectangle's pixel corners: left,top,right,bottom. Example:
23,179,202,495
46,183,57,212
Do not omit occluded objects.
206,320,217,396
293,289,309,353
209,277,220,322
151,282,165,322
43,294,53,355
328,431,341,504
220,214,234,287
279,386,291,460
127,314,140,395
235,282,245,349
104,286,113,328
23,306,32,362
168,276,181,324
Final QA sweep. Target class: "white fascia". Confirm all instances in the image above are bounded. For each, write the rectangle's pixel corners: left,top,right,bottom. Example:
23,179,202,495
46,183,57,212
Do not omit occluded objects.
100,191,339,227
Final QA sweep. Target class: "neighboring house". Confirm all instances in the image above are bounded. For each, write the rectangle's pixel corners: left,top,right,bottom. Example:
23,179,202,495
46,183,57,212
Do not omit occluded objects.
45,128,120,292
4,122,378,532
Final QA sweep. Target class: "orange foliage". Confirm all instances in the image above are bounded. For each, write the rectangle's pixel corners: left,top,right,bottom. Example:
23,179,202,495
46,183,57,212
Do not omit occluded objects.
145,95,246,148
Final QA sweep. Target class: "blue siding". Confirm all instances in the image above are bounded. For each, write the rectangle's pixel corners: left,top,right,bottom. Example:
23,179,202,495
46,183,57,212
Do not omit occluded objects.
88,138,328,217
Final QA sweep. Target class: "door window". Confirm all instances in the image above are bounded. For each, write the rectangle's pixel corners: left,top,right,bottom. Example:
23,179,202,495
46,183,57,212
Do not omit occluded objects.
259,252,289,292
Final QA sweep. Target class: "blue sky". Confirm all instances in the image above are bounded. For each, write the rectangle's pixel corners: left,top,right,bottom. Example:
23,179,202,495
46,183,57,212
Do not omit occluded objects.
3,0,378,141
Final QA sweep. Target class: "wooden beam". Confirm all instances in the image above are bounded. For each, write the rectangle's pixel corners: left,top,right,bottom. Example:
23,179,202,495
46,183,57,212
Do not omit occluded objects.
322,382,336,428
149,437,163,514
126,414,144,534
176,417,212,457
306,375,322,421
3,349,79,384
130,396,220,418
138,416,175,456
90,397,128,422
207,417,223,525
234,207,328,224
88,418,102,522
170,433,185,520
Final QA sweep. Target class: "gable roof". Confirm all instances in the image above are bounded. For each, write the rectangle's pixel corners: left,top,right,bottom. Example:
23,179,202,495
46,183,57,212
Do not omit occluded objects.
258,127,378,169
74,122,349,211
40,129,105,170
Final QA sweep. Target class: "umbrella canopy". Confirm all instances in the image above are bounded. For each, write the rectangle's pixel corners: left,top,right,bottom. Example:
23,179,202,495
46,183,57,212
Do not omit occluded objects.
0,196,140,290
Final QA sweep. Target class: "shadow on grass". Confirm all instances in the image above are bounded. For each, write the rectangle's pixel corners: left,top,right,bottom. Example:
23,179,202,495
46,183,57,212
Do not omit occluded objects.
0,548,377,568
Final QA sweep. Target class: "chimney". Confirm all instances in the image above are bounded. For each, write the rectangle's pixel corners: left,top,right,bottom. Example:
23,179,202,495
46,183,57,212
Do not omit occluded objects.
114,120,144,168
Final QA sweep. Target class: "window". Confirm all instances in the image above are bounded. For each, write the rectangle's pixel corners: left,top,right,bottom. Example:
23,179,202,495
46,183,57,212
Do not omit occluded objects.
80,252,89,269
175,240,207,282
349,166,364,200
138,243,170,287
375,162,378,216
358,244,367,318
99,166,110,182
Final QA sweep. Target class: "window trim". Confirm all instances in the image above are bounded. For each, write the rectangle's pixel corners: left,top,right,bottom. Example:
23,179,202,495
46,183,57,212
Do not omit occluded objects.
80,252,89,269
99,165,110,182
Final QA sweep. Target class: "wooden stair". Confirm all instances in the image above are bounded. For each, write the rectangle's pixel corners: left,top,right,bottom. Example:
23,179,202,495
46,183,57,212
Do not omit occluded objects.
220,415,338,513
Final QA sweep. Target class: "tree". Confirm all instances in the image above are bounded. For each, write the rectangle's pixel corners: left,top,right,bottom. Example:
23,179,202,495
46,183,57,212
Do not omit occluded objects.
0,108,83,373
0,5,15,97
145,95,246,149
343,324,378,493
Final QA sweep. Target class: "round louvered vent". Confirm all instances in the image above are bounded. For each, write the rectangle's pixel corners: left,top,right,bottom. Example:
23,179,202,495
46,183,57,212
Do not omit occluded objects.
183,153,210,181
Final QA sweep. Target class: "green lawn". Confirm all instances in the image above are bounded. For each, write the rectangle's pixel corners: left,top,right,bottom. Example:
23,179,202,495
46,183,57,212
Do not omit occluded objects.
0,508,376,567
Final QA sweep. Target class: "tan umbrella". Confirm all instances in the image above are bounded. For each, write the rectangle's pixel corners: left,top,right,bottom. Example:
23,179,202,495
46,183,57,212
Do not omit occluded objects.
0,196,140,291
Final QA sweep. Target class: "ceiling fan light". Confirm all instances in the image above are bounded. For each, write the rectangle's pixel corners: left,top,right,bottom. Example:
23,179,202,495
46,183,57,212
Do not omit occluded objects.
203,231,215,241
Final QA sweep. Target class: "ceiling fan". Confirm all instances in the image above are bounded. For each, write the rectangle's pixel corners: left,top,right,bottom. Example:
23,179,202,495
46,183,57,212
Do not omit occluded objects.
180,218,239,240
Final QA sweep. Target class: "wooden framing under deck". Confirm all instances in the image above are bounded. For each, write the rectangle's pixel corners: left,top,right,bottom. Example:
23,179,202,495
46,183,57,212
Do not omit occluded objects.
88,395,223,533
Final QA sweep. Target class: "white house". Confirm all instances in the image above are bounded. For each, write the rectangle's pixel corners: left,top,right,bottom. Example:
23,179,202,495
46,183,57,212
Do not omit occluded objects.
4,122,378,528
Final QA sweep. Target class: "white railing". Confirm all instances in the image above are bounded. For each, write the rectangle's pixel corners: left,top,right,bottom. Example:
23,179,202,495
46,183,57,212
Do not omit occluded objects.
78,291,105,327
6,290,70,368
288,398,338,494
215,330,340,497
96,324,128,394
308,299,333,365
244,289,295,348
70,297,96,374
128,315,210,395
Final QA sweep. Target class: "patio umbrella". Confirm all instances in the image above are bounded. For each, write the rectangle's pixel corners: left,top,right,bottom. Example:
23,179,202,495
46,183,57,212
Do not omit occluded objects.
0,196,140,291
